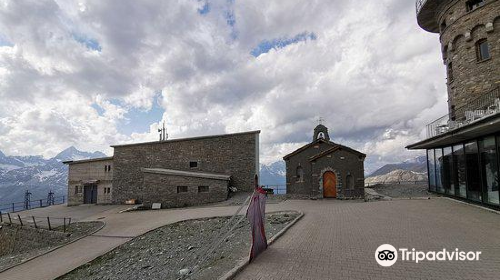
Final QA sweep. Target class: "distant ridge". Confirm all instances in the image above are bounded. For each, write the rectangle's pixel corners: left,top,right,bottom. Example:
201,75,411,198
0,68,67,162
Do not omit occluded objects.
0,147,107,204
369,155,427,177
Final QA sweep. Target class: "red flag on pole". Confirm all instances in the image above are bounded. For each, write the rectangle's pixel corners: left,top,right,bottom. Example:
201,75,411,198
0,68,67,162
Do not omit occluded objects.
247,175,267,262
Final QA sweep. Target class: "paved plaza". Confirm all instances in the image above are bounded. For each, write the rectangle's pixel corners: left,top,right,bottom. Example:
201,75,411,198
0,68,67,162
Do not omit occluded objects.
1,198,500,280
236,198,500,280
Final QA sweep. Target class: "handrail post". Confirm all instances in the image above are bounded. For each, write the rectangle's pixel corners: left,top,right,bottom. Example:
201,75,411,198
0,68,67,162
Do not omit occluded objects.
12,203,14,213
0,211,2,223
18,214,23,226
32,216,38,228
40,199,42,208
47,217,51,230
7,213,12,224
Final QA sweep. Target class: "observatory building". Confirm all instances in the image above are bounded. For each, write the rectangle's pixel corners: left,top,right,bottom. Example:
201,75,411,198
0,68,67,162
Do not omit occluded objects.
283,124,366,199
64,131,260,208
408,0,500,208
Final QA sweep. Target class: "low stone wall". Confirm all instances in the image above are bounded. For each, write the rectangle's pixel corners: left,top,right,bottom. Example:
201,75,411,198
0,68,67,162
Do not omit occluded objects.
142,173,228,208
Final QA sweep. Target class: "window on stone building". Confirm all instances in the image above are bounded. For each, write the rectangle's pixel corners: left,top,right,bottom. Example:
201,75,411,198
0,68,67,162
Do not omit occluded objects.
189,161,198,168
296,166,304,182
198,186,209,193
75,186,79,194
466,0,485,12
447,62,453,82
177,186,188,193
440,20,447,32
346,174,354,190
476,39,490,61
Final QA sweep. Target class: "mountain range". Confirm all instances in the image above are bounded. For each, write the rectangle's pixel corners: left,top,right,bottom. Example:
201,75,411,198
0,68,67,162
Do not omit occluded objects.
0,147,428,205
0,147,106,205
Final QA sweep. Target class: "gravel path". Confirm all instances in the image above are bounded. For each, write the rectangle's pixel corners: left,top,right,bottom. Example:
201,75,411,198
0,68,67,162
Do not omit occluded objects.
0,221,103,271
58,211,300,280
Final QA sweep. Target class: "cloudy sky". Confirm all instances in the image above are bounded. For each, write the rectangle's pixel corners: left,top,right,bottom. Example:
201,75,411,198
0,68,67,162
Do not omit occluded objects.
0,0,447,173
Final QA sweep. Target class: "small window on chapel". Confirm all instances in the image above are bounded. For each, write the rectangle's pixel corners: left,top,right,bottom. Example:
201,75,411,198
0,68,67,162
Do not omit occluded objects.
177,186,188,193
296,166,304,182
476,39,490,61
189,161,198,168
466,0,485,12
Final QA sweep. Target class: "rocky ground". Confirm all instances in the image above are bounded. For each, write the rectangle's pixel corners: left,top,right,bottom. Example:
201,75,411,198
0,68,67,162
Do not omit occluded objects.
368,182,437,199
0,221,103,271
58,211,300,280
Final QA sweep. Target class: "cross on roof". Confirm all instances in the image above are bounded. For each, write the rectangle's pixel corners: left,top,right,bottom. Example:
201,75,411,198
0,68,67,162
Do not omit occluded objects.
317,117,325,125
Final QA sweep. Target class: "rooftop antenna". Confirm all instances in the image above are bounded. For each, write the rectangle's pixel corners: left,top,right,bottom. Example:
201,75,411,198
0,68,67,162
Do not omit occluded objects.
158,121,168,142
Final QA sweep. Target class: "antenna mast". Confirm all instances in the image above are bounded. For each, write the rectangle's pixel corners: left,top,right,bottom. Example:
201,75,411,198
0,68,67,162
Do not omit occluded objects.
158,121,168,142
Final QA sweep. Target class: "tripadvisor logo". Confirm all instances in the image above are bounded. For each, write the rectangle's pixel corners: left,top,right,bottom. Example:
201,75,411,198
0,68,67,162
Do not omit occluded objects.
375,244,482,267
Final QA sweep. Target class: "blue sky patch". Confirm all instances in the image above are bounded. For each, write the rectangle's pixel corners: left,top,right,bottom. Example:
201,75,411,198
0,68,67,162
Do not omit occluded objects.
72,32,102,51
119,95,164,135
0,33,13,47
251,32,317,57
198,1,210,15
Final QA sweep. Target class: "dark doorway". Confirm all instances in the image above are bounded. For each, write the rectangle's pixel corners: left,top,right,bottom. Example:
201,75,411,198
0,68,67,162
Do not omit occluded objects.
84,184,98,204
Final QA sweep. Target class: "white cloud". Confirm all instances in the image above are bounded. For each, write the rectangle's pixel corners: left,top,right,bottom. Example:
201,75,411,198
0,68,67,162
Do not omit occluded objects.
0,0,447,172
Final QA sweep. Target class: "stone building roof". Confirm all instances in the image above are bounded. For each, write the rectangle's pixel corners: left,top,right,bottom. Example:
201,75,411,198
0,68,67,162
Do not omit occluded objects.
111,130,261,148
283,139,365,160
63,156,114,165
141,168,231,181
309,145,366,162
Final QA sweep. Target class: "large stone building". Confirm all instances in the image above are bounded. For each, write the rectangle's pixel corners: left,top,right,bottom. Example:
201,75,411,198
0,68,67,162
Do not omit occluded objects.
64,131,260,208
283,124,365,199
408,0,500,208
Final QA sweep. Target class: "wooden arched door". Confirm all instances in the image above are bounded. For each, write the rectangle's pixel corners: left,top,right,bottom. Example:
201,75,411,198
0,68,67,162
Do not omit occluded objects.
323,171,337,198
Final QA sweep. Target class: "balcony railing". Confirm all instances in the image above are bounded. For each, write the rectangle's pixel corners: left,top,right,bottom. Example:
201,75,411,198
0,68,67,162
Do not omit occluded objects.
426,87,500,138
416,0,428,14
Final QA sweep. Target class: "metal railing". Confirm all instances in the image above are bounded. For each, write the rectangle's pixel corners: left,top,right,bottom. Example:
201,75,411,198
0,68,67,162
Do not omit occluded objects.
0,212,72,231
0,196,66,214
365,180,428,187
426,87,500,139
416,0,428,14
263,185,287,195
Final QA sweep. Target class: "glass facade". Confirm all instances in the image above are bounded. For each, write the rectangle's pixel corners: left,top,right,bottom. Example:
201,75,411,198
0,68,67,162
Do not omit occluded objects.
427,149,436,191
453,144,467,198
427,136,500,208
480,137,499,205
435,149,444,193
465,141,481,202
442,147,454,195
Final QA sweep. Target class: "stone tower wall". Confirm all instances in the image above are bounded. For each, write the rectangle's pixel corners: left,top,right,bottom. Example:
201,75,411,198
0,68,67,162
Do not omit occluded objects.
435,0,500,115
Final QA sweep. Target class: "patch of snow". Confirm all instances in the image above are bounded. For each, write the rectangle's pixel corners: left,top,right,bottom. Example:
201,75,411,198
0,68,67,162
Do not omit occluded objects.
0,164,21,171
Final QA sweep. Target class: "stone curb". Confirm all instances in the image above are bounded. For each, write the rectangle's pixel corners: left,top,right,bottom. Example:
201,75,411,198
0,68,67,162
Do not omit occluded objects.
0,221,106,274
218,210,304,280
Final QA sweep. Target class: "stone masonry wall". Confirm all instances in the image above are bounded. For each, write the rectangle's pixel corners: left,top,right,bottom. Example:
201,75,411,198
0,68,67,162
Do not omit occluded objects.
285,142,334,195
437,0,500,114
112,132,258,204
67,158,113,206
311,149,365,199
142,173,228,208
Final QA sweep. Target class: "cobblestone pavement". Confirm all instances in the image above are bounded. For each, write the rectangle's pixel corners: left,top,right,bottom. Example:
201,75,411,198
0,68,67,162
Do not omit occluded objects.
236,198,500,280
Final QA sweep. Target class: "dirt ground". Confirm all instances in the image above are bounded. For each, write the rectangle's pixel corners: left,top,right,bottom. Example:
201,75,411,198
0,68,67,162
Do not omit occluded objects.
58,211,300,280
0,221,103,271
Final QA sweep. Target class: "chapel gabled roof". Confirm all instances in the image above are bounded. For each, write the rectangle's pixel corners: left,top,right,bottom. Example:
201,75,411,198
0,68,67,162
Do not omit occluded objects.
308,145,366,162
282,138,335,160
